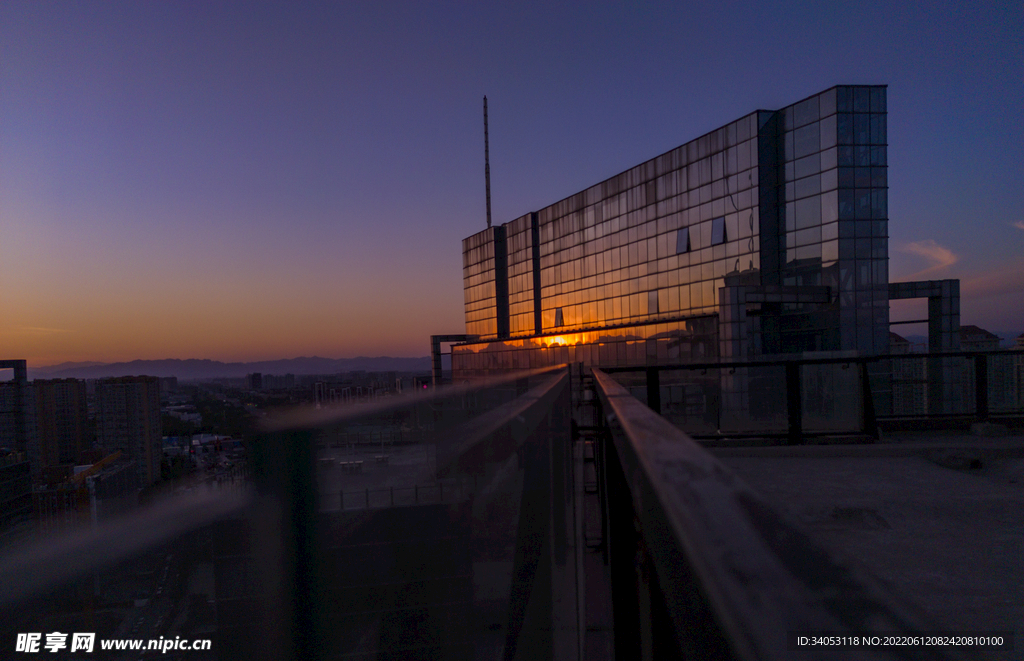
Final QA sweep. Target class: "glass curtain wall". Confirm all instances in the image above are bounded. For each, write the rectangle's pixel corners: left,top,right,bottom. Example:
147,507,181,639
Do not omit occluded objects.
456,86,890,377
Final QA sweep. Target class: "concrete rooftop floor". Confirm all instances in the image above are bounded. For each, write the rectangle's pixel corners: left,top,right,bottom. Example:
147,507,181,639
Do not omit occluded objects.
713,432,1024,660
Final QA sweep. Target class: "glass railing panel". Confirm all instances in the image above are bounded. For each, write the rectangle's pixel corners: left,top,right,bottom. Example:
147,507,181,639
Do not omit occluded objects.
718,365,789,434
1,367,570,661
801,361,861,432
295,367,568,660
0,484,254,659
986,353,1023,414
659,368,723,435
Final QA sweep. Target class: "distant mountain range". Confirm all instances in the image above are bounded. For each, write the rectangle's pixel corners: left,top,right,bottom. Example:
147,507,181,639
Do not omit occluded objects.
24,328,1021,380
894,331,1020,348
29,356,432,380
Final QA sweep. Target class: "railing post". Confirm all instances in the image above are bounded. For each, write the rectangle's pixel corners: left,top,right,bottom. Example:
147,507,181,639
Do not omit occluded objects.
975,354,989,421
604,431,642,659
252,430,324,661
646,367,661,415
635,542,655,661
786,361,802,445
859,361,879,441
339,490,344,510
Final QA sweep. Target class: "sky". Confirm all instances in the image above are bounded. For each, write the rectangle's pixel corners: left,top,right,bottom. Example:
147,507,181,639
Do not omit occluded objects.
1,1,1021,366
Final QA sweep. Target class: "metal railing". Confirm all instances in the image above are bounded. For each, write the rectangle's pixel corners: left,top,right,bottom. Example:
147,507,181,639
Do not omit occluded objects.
0,365,573,661
602,349,1024,441
0,358,1016,660
589,367,986,660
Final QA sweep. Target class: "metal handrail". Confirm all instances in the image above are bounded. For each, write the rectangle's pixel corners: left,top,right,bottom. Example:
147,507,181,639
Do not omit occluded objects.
600,347,1024,373
262,364,566,433
591,368,967,660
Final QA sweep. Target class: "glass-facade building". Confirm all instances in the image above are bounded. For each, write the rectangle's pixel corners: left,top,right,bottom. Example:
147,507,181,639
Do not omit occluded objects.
455,86,889,377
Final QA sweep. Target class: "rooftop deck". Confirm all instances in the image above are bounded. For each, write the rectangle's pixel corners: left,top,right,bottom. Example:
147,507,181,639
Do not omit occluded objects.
1,354,1021,659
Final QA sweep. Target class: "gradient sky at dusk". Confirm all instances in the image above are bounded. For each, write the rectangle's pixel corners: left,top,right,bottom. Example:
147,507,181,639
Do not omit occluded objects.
2,1,1021,366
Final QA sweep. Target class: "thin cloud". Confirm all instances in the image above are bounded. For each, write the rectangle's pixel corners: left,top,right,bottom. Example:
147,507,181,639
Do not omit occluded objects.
14,326,75,335
898,240,959,279
961,266,1024,299
1013,221,1024,231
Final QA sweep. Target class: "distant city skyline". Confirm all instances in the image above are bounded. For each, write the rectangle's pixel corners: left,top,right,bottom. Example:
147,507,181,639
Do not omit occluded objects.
2,2,1021,366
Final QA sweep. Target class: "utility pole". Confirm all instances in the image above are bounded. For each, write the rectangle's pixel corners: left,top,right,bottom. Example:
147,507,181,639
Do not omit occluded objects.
484,96,492,229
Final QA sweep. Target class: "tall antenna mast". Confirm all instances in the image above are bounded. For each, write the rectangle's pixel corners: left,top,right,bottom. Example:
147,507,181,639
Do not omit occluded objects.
484,96,492,229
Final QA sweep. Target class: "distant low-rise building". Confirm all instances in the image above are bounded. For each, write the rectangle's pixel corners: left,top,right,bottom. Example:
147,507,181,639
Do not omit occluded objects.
34,455,139,534
889,332,927,415
262,373,295,390
960,325,1000,350
959,325,1014,413
165,404,202,426
1015,333,1024,409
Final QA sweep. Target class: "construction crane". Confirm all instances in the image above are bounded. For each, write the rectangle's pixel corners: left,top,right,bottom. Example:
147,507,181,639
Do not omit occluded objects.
70,450,122,484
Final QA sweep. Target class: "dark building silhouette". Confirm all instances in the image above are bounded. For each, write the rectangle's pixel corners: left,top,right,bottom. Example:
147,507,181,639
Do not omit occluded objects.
95,376,162,486
247,372,263,390
0,450,31,546
33,378,89,471
0,360,38,479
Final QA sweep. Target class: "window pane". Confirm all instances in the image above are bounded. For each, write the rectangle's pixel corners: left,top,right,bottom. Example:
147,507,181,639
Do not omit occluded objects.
821,168,838,192
822,239,839,262
675,228,690,253
819,88,837,117
870,114,887,144
794,226,822,246
837,113,853,145
794,174,821,199
854,114,870,144
795,197,822,229
793,96,819,127
821,147,838,170
648,290,659,315
837,87,852,112
819,114,837,150
870,87,886,113
855,189,872,219
871,190,887,218
794,153,821,179
838,189,855,219
821,191,839,223
853,87,870,112
711,217,727,245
